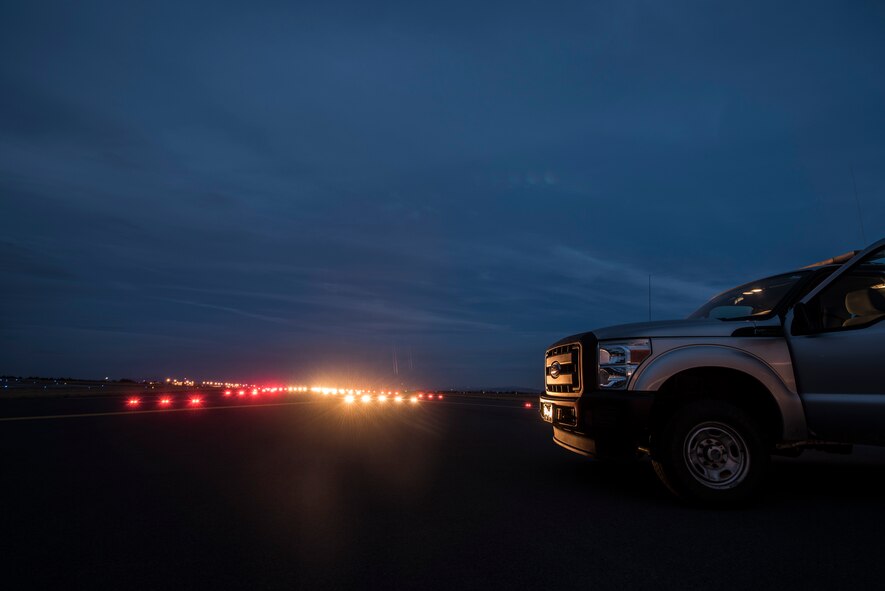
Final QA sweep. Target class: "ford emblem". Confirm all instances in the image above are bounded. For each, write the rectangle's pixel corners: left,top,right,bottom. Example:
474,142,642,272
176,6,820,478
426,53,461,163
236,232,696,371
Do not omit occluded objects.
549,361,561,379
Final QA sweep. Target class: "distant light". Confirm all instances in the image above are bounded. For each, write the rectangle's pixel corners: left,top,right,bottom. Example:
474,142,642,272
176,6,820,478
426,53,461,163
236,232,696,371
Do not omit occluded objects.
395,395,403,403
251,388,259,396
361,394,372,404
524,402,532,409
427,394,434,400
344,394,355,404
190,397,203,406
126,397,140,407
410,396,418,404
159,397,172,406
237,390,245,397
223,390,232,397
438,394,444,400
378,395,388,403
418,393,424,399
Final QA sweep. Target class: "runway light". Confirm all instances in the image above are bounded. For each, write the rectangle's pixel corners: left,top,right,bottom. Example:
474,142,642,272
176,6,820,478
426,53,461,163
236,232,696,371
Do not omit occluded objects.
410,396,418,404
159,397,172,406
418,393,424,399
189,396,203,406
237,390,245,397
251,388,259,396
361,394,372,404
378,394,388,403
395,395,403,403
427,394,434,400
438,394,444,400
344,394,355,404
223,390,232,397
126,397,140,407
524,402,532,409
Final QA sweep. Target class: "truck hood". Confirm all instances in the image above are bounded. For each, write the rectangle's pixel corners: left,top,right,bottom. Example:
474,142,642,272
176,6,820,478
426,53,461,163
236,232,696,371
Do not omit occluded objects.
590,318,760,340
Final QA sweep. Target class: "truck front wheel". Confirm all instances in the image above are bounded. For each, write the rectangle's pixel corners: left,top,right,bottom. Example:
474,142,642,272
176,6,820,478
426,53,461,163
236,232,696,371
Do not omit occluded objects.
651,400,769,504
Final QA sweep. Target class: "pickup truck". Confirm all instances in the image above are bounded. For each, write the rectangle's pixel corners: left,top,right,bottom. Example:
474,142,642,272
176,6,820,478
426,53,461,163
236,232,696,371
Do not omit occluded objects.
540,238,885,504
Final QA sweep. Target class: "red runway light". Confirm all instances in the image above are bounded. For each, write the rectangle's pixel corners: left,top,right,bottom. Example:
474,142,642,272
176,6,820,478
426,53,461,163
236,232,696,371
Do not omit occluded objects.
223,390,232,397
524,402,532,409
251,389,259,397
189,397,203,406
438,394,444,400
159,397,172,406
418,393,424,399
126,397,140,407
237,390,245,397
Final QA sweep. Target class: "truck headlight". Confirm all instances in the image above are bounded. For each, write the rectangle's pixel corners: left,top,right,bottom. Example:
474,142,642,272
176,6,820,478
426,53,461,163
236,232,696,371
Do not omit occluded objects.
597,340,652,389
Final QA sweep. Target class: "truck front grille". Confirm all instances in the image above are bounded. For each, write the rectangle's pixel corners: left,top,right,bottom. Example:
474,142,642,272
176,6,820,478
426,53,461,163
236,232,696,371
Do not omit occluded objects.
545,343,582,395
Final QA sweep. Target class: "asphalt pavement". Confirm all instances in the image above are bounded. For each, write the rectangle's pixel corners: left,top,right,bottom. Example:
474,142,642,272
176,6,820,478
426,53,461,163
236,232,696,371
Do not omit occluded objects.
2,393,885,590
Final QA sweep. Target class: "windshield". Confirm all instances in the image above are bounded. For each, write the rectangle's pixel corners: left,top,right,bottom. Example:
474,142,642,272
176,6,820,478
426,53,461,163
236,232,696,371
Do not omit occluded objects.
689,271,810,320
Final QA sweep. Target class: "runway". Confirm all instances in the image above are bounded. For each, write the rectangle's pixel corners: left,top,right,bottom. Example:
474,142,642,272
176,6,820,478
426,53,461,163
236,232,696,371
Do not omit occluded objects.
2,393,885,589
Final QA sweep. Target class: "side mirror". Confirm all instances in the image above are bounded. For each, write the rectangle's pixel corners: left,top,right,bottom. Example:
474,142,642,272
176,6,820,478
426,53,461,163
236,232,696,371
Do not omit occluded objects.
791,301,814,335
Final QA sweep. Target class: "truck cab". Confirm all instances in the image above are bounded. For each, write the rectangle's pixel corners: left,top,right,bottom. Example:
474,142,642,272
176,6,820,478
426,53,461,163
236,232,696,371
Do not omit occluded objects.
540,238,885,504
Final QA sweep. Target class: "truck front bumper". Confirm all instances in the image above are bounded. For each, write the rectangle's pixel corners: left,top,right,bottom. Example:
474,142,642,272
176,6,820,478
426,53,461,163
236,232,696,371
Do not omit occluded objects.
540,391,654,459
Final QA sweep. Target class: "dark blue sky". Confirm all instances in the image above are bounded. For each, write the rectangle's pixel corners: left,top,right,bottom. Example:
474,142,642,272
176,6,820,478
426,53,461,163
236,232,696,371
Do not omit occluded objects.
2,1,884,388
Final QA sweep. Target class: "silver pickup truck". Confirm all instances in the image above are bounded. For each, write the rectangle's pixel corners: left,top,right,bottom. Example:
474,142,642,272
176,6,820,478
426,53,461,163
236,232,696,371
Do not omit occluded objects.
540,238,885,504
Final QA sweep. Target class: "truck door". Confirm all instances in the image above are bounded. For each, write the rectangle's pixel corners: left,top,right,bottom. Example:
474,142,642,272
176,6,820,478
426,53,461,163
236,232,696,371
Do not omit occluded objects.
786,240,885,444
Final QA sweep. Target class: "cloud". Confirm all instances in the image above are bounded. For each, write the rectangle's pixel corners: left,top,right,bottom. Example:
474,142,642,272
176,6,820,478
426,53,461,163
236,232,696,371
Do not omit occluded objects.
2,0,885,386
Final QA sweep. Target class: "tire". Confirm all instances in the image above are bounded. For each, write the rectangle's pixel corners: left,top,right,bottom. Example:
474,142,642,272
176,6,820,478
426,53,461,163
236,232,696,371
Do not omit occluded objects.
651,400,770,505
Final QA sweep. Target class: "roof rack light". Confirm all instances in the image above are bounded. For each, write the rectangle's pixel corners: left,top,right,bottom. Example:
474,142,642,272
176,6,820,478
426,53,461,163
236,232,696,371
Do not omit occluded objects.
802,250,859,269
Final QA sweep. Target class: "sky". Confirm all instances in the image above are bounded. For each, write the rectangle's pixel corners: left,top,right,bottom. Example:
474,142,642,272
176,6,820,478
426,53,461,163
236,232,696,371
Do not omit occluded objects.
2,0,885,389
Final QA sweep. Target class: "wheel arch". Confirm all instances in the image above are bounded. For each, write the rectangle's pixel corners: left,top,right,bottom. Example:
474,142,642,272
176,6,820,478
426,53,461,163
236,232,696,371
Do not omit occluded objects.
632,345,807,442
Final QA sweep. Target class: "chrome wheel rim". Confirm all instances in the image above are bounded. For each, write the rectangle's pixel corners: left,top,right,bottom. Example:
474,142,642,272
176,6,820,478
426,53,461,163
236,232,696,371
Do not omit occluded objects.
683,422,749,490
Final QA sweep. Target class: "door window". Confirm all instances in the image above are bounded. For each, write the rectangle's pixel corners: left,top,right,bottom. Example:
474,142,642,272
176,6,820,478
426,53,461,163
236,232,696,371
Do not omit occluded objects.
813,246,885,331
